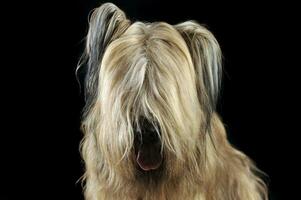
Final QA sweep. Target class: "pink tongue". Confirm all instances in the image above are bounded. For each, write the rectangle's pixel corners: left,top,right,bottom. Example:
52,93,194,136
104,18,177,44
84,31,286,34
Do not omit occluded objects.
136,149,162,171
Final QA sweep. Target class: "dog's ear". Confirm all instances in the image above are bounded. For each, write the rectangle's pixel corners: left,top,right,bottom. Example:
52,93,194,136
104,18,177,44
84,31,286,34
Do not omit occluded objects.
78,3,130,114
175,21,222,128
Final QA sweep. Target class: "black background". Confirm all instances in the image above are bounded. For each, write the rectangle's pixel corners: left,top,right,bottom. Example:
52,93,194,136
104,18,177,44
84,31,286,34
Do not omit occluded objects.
2,0,298,199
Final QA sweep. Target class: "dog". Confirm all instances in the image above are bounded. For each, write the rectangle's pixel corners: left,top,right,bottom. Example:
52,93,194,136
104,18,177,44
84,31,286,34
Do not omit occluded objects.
77,3,268,200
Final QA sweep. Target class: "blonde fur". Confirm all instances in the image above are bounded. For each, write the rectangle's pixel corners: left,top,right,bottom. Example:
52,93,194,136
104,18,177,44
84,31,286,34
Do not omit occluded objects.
78,3,268,200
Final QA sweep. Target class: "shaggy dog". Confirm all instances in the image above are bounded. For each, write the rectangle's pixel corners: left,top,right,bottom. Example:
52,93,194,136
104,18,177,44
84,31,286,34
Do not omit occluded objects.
77,3,268,200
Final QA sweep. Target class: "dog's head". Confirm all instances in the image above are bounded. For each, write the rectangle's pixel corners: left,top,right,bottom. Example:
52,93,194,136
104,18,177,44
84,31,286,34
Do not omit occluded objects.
78,3,222,184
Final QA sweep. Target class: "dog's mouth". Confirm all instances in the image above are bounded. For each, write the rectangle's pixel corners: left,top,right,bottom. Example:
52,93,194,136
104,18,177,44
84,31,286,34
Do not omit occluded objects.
134,120,163,171
136,141,163,171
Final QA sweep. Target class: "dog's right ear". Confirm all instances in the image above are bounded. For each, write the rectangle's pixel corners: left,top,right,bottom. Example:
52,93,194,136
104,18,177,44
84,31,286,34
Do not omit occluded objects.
77,3,130,114
175,21,222,130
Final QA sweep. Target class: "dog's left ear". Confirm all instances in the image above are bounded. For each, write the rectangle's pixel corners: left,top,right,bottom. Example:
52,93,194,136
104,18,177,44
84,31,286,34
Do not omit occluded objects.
175,21,222,127
78,3,131,115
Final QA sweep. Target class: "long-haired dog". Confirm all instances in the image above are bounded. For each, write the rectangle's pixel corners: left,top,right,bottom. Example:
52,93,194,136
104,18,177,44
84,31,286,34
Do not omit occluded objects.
77,3,268,200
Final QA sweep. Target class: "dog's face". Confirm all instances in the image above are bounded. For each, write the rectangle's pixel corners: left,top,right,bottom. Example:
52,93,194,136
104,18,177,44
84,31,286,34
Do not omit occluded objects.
97,22,204,182
79,3,221,185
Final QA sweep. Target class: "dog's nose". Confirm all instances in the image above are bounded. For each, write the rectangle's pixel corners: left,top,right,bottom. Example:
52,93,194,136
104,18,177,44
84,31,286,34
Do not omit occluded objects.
135,118,161,145
143,124,158,142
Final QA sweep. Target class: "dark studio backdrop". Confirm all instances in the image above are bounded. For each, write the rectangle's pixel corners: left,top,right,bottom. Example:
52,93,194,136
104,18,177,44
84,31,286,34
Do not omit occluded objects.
2,0,298,199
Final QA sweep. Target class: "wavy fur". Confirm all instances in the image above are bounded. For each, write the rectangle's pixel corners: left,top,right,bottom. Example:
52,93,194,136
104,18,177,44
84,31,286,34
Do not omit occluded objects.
78,3,268,200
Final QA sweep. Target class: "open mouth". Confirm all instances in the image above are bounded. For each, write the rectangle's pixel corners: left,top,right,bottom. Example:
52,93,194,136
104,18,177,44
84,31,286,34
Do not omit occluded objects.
136,141,163,171
134,119,163,171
